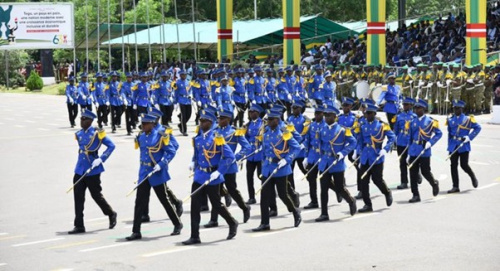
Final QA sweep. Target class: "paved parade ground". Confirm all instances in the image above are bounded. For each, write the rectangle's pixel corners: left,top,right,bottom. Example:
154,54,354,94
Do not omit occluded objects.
1,93,500,270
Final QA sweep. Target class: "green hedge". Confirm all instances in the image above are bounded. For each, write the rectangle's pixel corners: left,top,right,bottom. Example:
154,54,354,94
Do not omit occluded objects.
26,71,44,91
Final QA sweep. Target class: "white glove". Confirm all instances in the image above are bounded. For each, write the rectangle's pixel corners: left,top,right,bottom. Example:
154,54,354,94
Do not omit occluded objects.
124,100,128,106
409,80,414,84
376,83,382,87
336,152,344,160
310,99,317,107
252,100,257,105
295,93,300,97
106,101,110,106
352,150,358,160
300,144,306,150
153,163,161,173
169,97,174,103
133,104,137,110
425,142,432,149
463,136,471,143
69,97,74,104
302,158,308,168
189,161,195,171
427,82,433,88
91,158,102,168
197,101,202,107
287,94,292,100
437,82,443,88
419,81,425,87
210,171,221,181
378,149,387,158
175,104,179,111
278,158,287,169
446,79,452,86
231,100,235,106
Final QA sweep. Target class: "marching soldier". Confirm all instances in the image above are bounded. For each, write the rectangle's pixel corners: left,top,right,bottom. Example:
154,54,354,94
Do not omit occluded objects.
354,102,395,212
248,66,267,111
77,73,93,111
293,67,307,108
264,68,278,113
183,110,238,245
122,72,136,135
302,105,325,209
287,100,309,188
484,65,494,114
92,73,109,128
451,64,464,102
473,64,485,115
393,97,417,189
283,66,296,117
192,70,212,125
243,104,266,205
233,68,247,127
401,65,413,98
319,71,337,107
446,100,481,193
215,76,235,112
68,109,116,234
252,109,302,232
155,71,175,125
108,71,124,133
204,109,251,228
464,65,476,113
132,72,151,115
376,73,401,130
65,76,79,128
353,98,372,200
126,114,183,241
343,62,356,98
308,65,325,106
406,98,442,203
316,105,357,221
173,70,192,136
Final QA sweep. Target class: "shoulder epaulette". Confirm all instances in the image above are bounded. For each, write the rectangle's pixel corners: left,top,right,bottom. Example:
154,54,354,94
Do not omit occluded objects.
214,133,226,146
162,133,170,145
281,77,286,83
249,78,255,84
286,123,296,132
469,115,476,123
281,127,292,141
235,127,246,136
345,128,353,137
432,118,439,128
382,122,391,131
391,115,397,123
163,126,173,134
97,128,106,140
215,87,221,93
195,126,200,134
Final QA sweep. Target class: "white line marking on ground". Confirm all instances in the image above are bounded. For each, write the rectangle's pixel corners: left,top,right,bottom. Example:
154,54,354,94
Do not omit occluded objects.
344,213,380,221
12,237,65,247
477,183,499,190
0,263,7,267
37,128,50,131
428,195,447,202
80,242,131,252
252,228,297,237
14,125,25,128
0,233,7,236
470,161,490,166
25,120,35,123
142,247,196,257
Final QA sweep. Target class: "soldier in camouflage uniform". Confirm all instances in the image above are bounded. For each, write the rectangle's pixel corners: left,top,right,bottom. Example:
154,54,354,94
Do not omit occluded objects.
473,64,485,115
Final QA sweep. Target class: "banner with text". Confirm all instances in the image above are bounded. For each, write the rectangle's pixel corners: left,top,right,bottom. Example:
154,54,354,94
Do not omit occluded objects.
0,3,74,50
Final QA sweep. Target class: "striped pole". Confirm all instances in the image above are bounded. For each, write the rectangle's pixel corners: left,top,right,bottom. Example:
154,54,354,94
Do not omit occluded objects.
217,0,233,62
465,0,487,66
366,0,386,66
282,0,300,65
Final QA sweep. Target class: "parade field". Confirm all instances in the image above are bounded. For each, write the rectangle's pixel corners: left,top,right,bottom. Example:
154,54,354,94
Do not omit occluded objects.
0,93,499,270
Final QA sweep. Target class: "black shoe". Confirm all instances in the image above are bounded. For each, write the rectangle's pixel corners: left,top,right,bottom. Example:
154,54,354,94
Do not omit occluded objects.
385,191,393,207
225,194,232,207
336,192,343,203
397,183,409,189
472,177,478,188
127,132,131,136
355,191,363,200
141,215,150,223
432,181,439,196
418,176,422,184
117,125,121,128
358,205,373,213
304,202,319,209
182,133,188,137
200,205,209,212
109,212,117,229
243,205,251,223
111,127,116,133
448,187,460,194
409,195,421,203
104,123,108,126
293,209,302,227
71,124,75,128
227,222,238,240
125,232,142,241
293,191,300,208
176,201,183,217
246,198,257,205
182,237,201,245
68,227,85,234
252,224,270,232
171,223,183,236
203,221,219,228
349,200,357,216
269,210,278,217
315,214,329,222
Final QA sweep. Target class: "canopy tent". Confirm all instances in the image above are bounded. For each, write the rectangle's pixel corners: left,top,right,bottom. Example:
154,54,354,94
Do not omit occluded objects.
75,23,159,49
102,15,359,51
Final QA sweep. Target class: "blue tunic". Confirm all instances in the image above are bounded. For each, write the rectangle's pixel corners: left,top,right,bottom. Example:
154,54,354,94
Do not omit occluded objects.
74,127,115,176
446,114,481,153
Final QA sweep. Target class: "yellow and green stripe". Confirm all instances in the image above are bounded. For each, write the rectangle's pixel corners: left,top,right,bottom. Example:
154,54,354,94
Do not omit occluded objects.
465,0,487,66
366,0,386,66
217,0,233,61
283,0,300,65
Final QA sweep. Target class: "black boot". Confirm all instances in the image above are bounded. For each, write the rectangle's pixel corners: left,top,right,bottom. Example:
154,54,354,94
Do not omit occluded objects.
109,212,117,229
471,176,478,188
385,191,393,206
355,191,363,200
293,209,302,227
246,198,257,205
315,214,329,222
68,227,85,234
176,201,183,217
243,205,251,223
125,232,142,241
269,210,278,217
349,200,357,216
336,192,343,203
358,205,373,213
447,187,460,193
225,194,232,207
252,224,270,232
409,195,421,203
303,202,319,209
141,215,150,223
397,183,409,189
182,237,201,245
227,222,238,240
171,223,183,236
432,181,439,196
203,221,219,228
293,191,300,208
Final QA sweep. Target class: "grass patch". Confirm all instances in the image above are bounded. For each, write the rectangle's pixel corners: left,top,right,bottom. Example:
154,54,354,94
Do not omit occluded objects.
0,83,64,95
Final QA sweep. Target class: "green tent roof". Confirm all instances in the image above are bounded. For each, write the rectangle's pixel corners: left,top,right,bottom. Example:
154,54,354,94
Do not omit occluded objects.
76,23,159,49
103,15,358,50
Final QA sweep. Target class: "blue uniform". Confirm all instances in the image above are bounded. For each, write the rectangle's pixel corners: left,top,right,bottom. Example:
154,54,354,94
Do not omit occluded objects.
108,81,124,106
135,129,176,187
92,82,108,106
66,84,78,104
277,77,290,101
446,114,481,153
261,127,301,178
77,82,92,106
319,81,336,107
293,76,307,103
121,81,134,106
232,77,247,104
133,82,151,108
215,125,251,174
303,119,325,163
265,77,278,104
192,79,212,106
356,119,396,165
173,79,192,105
192,130,235,185
308,74,324,100
287,114,309,159
215,85,234,111
244,118,264,162
318,123,357,173
408,116,442,158
155,79,174,106
74,127,115,176
248,76,267,105
377,84,401,114
393,110,416,147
